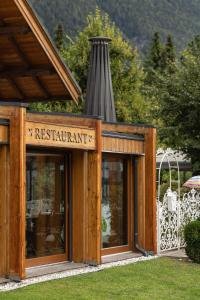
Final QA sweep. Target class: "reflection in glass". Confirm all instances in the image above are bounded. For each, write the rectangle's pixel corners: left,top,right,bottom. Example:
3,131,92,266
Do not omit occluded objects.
26,154,65,259
102,155,128,249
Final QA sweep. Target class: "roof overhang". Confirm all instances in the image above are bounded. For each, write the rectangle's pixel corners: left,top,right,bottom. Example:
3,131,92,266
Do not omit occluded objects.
0,0,81,103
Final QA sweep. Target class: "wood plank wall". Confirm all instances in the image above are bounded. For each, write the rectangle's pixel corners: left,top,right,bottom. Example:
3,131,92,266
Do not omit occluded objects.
103,136,144,154
85,120,102,265
26,113,98,129
102,123,157,253
0,106,156,278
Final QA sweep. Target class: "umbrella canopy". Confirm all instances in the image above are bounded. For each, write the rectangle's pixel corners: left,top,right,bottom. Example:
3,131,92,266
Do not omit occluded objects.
183,176,200,189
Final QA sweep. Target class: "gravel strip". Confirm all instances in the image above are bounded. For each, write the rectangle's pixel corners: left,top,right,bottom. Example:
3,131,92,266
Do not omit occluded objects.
0,255,158,292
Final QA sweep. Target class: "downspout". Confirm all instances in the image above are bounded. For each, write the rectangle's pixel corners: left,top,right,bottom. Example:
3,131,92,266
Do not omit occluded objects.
133,158,153,256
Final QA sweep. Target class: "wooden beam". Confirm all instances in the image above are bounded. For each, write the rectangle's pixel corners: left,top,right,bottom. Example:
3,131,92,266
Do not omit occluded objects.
144,128,157,253
0,96,70,102
0,19,5,26
9,106,26,279
137,156,146,250
8,36,29,67
72,151,87,262
0,125,8,144
7,37,55,98
85,120,102,265
32,76,51,98
26,112,99,129
14,0,81,104
0,146,9,276
7,77,26,99
0,24,31,35
0,66,55,78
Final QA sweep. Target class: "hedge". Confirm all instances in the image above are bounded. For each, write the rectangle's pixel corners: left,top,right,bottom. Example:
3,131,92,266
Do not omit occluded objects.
184,218,200,263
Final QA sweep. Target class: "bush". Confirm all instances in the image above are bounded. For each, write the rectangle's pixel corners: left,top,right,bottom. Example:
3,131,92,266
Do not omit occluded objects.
184,219,200,263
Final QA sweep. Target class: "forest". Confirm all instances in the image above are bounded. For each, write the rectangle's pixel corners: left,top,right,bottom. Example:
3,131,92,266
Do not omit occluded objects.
29,7,200,174
29,0,200,52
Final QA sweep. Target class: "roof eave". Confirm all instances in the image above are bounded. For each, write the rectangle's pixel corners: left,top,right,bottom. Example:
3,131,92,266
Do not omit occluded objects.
13,0,81,104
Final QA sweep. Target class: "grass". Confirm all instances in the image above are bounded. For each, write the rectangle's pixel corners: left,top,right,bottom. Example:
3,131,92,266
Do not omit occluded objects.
1,258,200,300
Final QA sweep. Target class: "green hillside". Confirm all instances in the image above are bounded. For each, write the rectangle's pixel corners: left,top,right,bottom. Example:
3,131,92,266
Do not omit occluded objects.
29,0,200,52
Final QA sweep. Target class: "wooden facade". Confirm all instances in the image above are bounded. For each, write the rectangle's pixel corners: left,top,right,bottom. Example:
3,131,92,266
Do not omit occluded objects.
0,110,156,279
0,0,157,281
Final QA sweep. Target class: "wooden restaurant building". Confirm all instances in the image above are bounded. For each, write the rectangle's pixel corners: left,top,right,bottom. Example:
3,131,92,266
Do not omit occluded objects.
0,0,156,281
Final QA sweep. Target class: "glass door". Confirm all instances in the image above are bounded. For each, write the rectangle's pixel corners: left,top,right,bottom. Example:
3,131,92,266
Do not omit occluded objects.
26,152,68,266
101,154,131,255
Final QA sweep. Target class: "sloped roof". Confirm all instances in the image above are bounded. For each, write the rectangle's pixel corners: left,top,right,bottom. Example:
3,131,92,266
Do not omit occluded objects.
156,148,191,171
0,0,81,103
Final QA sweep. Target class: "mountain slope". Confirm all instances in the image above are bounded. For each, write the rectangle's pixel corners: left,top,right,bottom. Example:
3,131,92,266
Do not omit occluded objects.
29,0,200,52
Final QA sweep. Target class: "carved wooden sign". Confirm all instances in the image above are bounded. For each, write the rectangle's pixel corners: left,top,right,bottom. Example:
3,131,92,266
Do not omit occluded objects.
26,121,96,150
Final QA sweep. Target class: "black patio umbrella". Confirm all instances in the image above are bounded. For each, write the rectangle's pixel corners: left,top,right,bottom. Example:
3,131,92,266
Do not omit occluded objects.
85,37,116,122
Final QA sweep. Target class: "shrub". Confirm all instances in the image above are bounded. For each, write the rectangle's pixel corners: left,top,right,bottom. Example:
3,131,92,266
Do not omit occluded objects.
184,219,200,263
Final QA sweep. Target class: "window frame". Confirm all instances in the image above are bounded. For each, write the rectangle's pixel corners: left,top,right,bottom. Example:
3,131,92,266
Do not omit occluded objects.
101,153,133,256
25,149,69,268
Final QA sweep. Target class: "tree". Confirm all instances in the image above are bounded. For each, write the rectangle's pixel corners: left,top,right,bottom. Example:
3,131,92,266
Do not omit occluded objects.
30,8,148,123
161,35,176,72
165,35,176,64
157,36,200,173
143,33,177,134
54,23,65,51
145,33,176,75
61,8,148,123
186,35,200,57
145,32,163,71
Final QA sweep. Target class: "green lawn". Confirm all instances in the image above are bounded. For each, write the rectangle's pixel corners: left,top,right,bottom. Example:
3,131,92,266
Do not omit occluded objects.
1,258,200,300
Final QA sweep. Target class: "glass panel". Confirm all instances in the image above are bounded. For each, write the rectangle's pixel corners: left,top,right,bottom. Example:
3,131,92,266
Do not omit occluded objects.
102,155,128,249
26,154,65,259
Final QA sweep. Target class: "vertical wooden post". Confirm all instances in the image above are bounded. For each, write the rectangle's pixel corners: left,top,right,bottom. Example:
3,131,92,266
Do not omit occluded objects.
9,105,26,279
72,150,87,262
144,128,157,253
0,145,9,276
85,119,102,265
137,155,146,249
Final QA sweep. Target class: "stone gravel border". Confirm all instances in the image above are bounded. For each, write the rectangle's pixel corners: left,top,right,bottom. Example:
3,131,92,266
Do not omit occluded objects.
0,255,158,292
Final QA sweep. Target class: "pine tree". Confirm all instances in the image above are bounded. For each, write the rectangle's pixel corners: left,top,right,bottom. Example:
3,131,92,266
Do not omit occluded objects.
165,35,175,63
157,36,200,173
143,33,177,133
180,35,200,66
145,32,163,71
161,35,176,71
54,23,64,51
145,33,176,73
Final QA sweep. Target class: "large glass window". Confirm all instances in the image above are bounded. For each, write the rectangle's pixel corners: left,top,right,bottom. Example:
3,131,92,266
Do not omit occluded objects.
26,154,66,259
102,154,128,249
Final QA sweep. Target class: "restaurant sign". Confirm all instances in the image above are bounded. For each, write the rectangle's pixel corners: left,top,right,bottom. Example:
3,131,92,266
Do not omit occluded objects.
26,121,96,150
